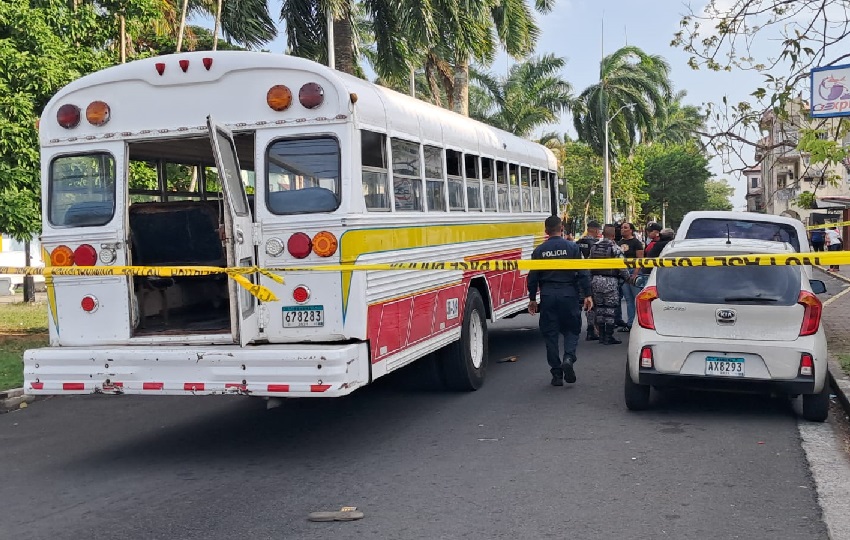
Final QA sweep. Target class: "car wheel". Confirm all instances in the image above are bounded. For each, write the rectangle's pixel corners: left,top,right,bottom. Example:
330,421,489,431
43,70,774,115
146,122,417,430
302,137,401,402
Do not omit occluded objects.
439,288,488,391
801,381,830,422
624,360,650,410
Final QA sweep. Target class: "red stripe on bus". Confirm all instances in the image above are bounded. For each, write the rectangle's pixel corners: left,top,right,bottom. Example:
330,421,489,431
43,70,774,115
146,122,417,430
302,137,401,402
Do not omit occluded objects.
267,384,290,392
63,383,85,390
310,384,331,392
143,382,164,390
184,383,205,391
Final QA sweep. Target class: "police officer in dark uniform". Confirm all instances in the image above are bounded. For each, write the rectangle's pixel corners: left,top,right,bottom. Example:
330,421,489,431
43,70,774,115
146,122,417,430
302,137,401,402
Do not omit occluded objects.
528,216,593,386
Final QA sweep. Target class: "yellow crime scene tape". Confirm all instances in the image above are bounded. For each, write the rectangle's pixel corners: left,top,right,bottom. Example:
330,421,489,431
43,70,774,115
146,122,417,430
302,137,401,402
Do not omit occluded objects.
805,219,850,230
2,249,849,300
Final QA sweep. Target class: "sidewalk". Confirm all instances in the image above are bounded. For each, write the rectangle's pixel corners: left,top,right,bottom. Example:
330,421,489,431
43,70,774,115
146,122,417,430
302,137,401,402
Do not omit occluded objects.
814,264,850,416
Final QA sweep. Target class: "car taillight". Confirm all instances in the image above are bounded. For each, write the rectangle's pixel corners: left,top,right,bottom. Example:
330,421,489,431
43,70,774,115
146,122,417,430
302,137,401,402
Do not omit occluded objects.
798,291,822,336
799,353,814,377
312,231,337,257
74,244,97,266
287,232,312,259
636,286,658,330
640,347,654,369
50,245,74,267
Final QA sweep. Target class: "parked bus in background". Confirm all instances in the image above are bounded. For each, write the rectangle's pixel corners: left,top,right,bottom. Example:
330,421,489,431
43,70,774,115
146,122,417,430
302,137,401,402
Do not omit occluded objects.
25,51,559,400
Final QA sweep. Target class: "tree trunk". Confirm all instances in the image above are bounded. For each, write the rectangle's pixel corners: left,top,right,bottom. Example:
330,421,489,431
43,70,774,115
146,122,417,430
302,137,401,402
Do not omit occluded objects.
452,58,470,116
23,240,34,303
175,0,190,52
424,60,443,108
119,14,126,63
333,15,354,74
212,0,223,51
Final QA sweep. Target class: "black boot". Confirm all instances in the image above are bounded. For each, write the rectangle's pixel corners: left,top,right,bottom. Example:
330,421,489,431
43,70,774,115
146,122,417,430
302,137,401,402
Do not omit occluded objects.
550,368,564,386
585,327,599,341
601,323,622,345
562,355,577,383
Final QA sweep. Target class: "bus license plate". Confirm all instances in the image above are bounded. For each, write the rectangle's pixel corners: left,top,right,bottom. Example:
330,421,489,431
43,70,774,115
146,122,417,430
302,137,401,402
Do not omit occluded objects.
282,306,324,328
705,356,745,377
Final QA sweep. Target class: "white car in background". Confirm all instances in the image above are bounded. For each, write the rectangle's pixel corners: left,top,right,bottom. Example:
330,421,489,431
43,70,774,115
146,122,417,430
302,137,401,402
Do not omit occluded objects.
676,211,810,252
625,238,829,422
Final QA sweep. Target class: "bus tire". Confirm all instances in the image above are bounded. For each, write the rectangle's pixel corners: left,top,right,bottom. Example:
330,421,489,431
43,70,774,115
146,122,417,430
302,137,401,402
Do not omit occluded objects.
439,288,488,391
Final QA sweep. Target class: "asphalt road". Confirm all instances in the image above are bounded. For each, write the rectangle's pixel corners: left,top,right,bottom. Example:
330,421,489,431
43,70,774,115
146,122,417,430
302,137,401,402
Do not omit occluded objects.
0,301,841,539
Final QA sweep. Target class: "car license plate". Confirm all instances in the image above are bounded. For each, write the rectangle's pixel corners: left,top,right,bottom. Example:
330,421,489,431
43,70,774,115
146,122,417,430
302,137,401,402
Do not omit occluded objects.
282,305,324,328
705,356,745,377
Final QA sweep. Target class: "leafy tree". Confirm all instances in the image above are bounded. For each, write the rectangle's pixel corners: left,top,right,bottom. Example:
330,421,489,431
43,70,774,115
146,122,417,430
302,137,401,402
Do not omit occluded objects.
547,138,603,233
638,142,711,228
572,45,672,160
704,179,735,211
655,90,706,146
470,54,574,137
673,0,850,171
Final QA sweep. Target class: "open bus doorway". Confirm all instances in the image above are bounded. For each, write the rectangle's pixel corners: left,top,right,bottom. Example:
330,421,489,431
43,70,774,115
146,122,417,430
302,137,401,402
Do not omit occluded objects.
126,134,255,336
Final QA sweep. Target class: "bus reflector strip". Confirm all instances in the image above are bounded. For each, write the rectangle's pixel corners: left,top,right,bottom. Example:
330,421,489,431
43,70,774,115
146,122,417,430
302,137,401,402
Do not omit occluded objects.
143,382,164,390
63,383,85,390
267,384,290,392
311,384,331,393
184,383,205,391
31,382,44,390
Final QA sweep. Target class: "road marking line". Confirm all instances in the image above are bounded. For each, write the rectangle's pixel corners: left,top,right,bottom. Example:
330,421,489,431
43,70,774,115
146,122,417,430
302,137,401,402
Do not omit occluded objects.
824,286,850,307
798,420,850,539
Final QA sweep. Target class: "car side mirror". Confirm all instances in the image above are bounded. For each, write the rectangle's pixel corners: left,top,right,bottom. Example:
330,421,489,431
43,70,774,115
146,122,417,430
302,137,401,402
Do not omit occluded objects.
810,279,827,294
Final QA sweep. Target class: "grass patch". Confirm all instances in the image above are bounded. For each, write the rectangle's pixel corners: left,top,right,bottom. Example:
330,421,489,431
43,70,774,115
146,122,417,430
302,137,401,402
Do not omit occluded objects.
0,302,48,334
0,302,49,390
840,354,850,375
0,335,47,391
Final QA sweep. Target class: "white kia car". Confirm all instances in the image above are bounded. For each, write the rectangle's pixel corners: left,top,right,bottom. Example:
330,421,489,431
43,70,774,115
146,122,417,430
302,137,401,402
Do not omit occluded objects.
625,238,829,421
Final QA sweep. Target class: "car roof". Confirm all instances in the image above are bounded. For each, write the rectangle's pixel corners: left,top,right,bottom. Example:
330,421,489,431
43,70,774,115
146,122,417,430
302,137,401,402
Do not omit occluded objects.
661,238,797,256
677,211,805,227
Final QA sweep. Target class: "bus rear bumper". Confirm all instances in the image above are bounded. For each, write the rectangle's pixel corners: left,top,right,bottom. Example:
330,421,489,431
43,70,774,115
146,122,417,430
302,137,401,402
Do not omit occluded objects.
23,342,370,398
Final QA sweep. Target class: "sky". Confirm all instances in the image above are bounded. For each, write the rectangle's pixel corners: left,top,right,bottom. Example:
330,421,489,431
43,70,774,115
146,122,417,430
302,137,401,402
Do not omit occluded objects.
195,0,767,209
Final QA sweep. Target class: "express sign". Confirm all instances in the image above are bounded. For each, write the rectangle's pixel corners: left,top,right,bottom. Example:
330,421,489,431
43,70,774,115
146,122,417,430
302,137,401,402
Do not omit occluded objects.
811,64,850,118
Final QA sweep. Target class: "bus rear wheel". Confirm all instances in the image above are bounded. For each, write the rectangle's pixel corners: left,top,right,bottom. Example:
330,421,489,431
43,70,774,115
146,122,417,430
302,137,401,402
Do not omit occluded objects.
440,288,488,391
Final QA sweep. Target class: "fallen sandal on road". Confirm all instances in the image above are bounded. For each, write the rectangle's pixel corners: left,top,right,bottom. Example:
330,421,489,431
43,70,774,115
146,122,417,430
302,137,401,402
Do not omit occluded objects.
308,509,365,522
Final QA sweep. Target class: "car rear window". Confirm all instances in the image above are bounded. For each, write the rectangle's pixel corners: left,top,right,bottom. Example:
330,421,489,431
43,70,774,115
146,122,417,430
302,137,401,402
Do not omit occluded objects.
684,218,800,251
656,265,801,306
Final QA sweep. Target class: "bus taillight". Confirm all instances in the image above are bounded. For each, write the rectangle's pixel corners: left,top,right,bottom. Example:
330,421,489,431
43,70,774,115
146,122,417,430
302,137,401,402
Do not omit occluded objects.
299,83,324,109
50,245,74,267
287,233,312,259
85,101,110,126
312,231,337,257
56,104,81,129
267,85,293,111
292,285,310,304
74,244,97,266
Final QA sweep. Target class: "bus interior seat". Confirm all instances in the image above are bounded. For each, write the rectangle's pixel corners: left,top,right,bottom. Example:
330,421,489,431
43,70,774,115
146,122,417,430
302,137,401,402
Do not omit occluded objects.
267,187,338,214
63,201,115,226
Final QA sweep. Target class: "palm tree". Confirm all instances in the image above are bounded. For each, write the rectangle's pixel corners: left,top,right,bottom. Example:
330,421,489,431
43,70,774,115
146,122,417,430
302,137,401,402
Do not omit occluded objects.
470,54,574,137
572,45,672,159
655,90,706,146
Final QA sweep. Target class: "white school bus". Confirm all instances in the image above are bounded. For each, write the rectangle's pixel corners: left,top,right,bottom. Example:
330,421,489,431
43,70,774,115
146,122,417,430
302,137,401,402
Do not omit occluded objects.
25,51,559,399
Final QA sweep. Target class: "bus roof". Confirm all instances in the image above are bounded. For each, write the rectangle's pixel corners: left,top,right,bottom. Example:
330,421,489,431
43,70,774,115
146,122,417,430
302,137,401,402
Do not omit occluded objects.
40,51,557,170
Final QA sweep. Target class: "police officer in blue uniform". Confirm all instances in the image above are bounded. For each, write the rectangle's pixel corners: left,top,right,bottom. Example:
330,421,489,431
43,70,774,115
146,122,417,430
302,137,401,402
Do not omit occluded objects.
528,216,593,386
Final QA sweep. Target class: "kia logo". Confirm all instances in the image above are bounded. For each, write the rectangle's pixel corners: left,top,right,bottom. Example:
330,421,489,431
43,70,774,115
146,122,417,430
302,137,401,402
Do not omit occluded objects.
716,309,737,324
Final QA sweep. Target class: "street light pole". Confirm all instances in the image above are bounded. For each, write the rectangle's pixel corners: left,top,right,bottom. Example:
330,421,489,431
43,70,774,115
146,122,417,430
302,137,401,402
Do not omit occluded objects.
603,103,635,224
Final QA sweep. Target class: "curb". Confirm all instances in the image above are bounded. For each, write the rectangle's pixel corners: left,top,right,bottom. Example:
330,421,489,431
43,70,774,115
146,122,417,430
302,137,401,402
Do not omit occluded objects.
0,388,36,414
817,265,850,419
815,265,850,285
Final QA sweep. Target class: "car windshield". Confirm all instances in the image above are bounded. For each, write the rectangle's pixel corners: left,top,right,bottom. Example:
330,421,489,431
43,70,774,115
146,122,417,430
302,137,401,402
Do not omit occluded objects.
656,265,801,306
684,218,800,251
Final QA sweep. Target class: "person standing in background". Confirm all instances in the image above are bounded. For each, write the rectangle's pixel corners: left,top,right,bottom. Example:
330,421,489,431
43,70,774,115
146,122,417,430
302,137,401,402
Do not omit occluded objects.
811,228,826,252
576,221,601,341
826,226,842,272
588,224,630,345
618,222,644,332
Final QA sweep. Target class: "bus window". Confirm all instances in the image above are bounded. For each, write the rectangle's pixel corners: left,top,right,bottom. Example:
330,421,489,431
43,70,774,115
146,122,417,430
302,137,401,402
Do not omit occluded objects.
531,169,540,212
509,164,519,212
266,137,341,215
465,154,482,211
424,145,446,212
482,158,496,212
49,153,116,227
542,172,552,213
496,160,508,211
164,164,202,201
361,130,390,211
520,166,530,212
391,138,423,211
447,149,465,211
